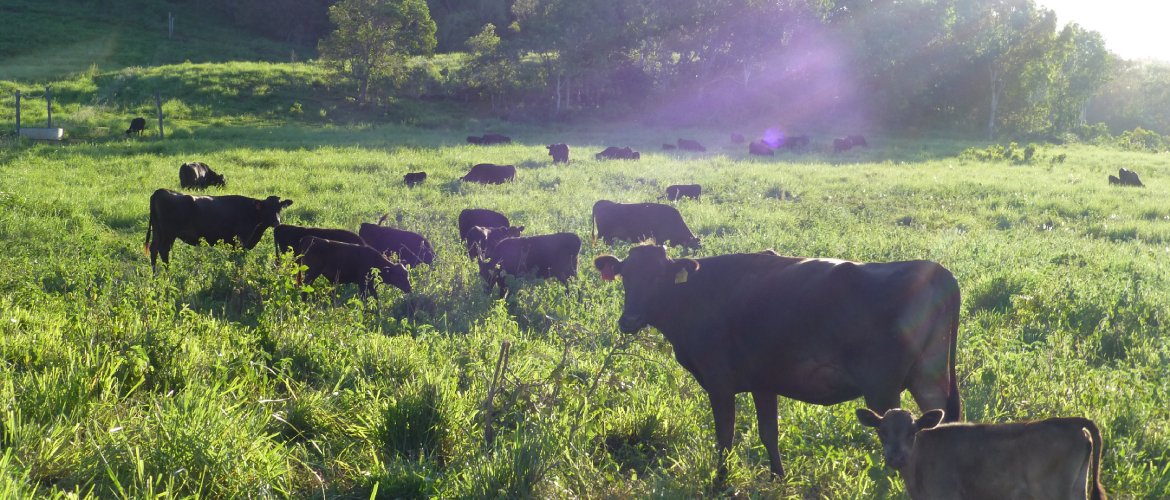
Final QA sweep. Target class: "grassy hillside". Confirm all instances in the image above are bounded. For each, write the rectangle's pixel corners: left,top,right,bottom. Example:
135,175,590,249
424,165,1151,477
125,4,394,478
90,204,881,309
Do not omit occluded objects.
1,101,1168,497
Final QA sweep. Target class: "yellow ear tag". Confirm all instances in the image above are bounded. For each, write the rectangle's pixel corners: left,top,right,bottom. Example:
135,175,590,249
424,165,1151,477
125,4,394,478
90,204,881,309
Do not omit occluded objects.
674,268,689,284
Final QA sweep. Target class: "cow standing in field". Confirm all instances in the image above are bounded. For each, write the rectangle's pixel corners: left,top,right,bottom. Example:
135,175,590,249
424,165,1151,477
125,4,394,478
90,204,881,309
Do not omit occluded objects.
461,163,516,184
403,172,427,186
592,200,699,247
783,135,810,150
458,208,510,241
478,232,581,297
665,184,701,201
273,224,365,256
144,189,292,270
547,144,570,164
465,225,524,261
297,236,411,299
749,140,774,156
595,146,641,160
358,218,435,267
677,138,706,152
126,117,146,136
856,408,1106,500
592,245,962,479
178,162,226,189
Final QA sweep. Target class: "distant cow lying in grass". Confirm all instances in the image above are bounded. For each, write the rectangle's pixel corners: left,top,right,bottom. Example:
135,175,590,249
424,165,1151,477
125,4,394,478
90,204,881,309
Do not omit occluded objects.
547,143,569,163
467,133,511,145
403,172,427,186
665,184,701,201
178,162,226,189
461,163,516,184
595,146,640,160
856,408,1106,500
296,236,411,299
1108,168,1143,187
126,117,146,136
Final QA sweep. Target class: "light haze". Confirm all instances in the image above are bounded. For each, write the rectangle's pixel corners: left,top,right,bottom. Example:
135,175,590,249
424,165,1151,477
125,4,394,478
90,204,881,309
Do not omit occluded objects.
1036,0,1169,62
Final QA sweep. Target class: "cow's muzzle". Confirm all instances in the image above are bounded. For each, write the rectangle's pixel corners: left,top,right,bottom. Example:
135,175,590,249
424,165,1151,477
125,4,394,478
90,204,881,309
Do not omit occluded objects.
618,314,647,334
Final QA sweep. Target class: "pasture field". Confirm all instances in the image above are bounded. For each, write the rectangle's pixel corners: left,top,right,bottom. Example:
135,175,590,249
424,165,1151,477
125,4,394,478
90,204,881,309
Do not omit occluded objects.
1,118,1169,498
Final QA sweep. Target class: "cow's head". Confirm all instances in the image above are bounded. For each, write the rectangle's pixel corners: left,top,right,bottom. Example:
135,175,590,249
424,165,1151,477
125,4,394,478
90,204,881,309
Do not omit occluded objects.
256,196,294,227
208,171,226,187
855,408,944,470
380,263,412,293
593,244,699,334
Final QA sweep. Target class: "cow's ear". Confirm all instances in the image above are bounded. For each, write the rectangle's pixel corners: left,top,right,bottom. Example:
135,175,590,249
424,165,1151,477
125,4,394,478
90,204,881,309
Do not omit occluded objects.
594,255,622,281
855,408,883,428
670,259,700,284
916,410,944,430
514,226,525,233
280,199,294,209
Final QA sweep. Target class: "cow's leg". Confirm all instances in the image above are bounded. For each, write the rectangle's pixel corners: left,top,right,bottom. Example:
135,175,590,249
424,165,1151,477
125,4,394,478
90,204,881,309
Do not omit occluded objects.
708,391,735,483
751,392,784,478
863,390,901,416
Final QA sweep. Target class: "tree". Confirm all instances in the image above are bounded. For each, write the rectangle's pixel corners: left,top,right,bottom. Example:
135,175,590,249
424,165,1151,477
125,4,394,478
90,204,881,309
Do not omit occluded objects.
318,0,438,105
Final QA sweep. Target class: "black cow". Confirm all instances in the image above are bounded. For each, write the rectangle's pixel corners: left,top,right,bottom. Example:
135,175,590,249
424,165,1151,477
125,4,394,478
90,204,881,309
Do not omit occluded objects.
848,134,868,147
592,200,699,248
595,146,641,160
465,225,524,260
297,236,411,299
478,232,581,297
467,133,512,145
593,245,962,479
458,208,510,241
358,221,435,267
749,140,774,156
404,172,427,186
677,138,707,152
1108,168,1144,187
273,224,365,256
665,184,701,201
461,163,516,184
662,143,677,150
783,135,810,149
126,117,146,136
547,144,570,164
833,137,852,152
178,162,226,189
731,133,745,144
144,189,292,270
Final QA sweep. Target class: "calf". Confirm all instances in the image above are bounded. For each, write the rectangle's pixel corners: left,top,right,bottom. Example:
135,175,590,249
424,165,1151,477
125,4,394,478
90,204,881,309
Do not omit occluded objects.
273,224,364,256
665,184,701,201
461,163,516,184
749,140,774,156
126,117,146,136
458,208,510,241
144,189,292,270
592,200,699,247
857,408,1106,500
178,162,226,189
478,233,581,297
358,221,435,267
547,143,570,164
403,172,427,186
297,236,410,299
465,225,524,260
595,146,640,160
677,138,706,152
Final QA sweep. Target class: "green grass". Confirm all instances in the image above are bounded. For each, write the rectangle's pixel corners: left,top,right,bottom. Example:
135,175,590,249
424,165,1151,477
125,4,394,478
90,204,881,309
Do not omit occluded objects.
1,59,1169,496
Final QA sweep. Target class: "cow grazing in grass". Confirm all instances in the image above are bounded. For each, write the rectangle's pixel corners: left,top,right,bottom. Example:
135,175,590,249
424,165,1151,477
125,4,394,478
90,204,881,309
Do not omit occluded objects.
592,200,699,248
465,225,524,261
297,236,411,299
358,218,435,267
677,138,706,152
547,143,570,164
144,189,292,270
458,208,511,242
467,133,512,145
749,140,774,156
856,408,1106,500
595,146,640,160
593,245,962,479
1108,168,1143,187
273,224,365,257
178,162,226,189
478,232,581,297
461,163,516,184
403,172,427,186
665,184,701,201
126,117,146,136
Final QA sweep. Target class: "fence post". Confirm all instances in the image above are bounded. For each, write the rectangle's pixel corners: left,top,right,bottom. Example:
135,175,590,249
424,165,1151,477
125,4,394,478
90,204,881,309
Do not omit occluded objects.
14,90,20,136
154,90,164,139
168,12,174,38
45,86,52,128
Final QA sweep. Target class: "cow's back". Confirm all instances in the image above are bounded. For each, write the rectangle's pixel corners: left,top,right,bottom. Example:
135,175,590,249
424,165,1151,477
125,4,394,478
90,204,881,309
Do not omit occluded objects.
459,209,509,240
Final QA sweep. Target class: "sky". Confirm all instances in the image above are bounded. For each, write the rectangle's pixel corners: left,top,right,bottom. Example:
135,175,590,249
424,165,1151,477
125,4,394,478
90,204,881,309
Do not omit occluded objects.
1034,0,1170,62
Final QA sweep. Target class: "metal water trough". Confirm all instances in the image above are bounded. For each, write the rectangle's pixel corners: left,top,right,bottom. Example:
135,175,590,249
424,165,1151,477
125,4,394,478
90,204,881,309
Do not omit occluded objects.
18,128,64,141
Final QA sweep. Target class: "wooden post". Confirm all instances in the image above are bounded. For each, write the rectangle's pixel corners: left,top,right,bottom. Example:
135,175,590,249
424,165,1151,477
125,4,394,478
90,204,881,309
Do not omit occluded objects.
14,90,20,135
154,90,164,139
168,12,174,38
45,86,52,128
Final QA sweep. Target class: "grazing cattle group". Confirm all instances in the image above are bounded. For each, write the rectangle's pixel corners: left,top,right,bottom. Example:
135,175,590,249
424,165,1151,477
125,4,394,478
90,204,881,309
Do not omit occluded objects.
140,130,1114,494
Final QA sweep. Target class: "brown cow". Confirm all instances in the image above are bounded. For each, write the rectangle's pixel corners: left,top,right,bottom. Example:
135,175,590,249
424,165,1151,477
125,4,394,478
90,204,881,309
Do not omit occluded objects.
461,163,516,184
479,232,581,297
547,143,570,163
592,245,961,479
665,184,701,201
296,236,411,299
856,408,1106,500
592,200,699,247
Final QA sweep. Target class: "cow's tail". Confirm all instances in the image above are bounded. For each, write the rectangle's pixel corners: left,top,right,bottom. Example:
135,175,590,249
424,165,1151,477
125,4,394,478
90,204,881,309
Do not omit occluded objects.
944,277,962,423
1081,418,1108,500
144,193,155,255
591,213,597,246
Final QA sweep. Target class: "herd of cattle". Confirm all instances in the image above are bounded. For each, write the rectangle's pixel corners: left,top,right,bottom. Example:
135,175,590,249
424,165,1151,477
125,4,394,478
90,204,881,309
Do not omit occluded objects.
140,131,1110,499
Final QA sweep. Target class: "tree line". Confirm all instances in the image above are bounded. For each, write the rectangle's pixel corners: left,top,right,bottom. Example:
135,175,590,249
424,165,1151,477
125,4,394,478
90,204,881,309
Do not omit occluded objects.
176,0,1166,138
